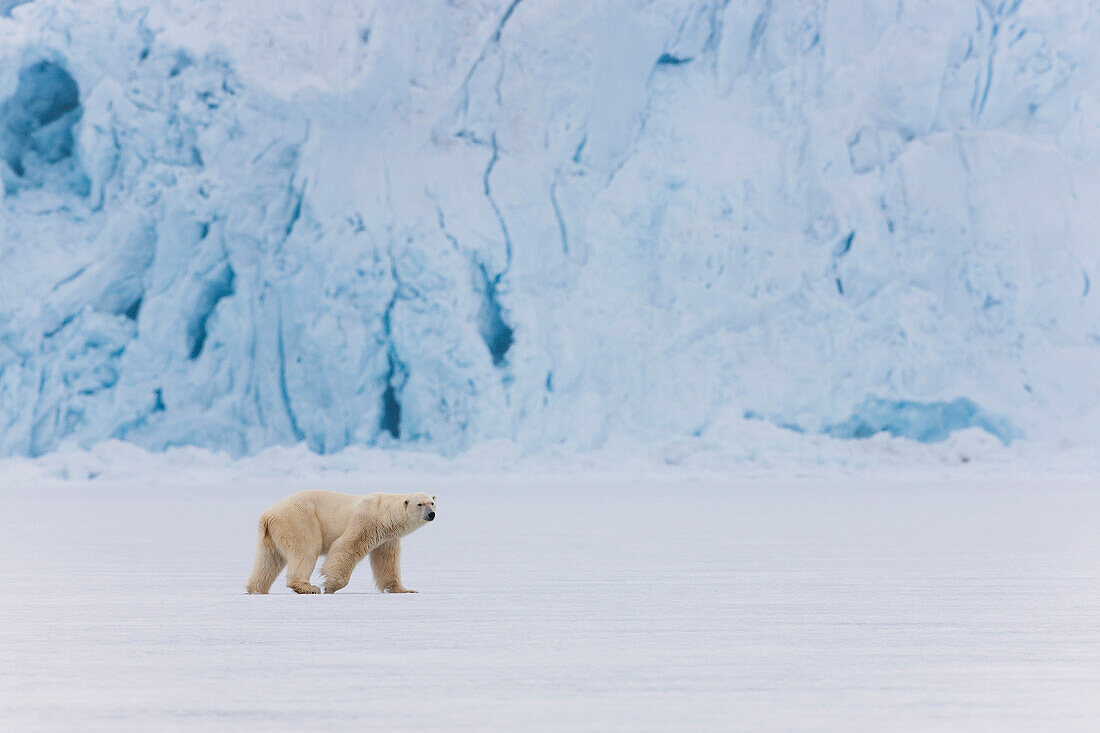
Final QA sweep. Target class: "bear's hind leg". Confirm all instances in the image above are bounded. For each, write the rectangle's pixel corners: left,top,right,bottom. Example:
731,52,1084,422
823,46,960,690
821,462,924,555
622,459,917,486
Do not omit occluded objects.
268,518,322,594
245,523,285,594
285,550,321,594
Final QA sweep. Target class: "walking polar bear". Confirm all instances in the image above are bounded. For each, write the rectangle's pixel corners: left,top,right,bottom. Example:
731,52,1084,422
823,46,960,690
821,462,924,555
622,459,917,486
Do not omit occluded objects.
246,490,436,594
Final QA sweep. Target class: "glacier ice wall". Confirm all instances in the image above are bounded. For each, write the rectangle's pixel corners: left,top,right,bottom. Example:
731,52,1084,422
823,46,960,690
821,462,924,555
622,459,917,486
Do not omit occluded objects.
2,0,1100,457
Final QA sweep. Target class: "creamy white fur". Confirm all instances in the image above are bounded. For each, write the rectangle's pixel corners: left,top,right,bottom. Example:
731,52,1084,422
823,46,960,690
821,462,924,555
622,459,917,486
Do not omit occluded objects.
246,490,436,594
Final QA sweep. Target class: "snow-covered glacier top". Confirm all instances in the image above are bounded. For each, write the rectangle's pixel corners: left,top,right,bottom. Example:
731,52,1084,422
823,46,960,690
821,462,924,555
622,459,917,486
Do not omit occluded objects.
1,0,1099,458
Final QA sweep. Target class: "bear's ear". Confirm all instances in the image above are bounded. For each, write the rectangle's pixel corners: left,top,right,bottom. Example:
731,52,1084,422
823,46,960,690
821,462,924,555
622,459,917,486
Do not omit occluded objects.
404,500,409,507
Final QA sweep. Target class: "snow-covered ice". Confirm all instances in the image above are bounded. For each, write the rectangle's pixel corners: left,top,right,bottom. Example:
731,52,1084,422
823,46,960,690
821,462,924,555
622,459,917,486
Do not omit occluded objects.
2,445,1100,731
3,1,1100,457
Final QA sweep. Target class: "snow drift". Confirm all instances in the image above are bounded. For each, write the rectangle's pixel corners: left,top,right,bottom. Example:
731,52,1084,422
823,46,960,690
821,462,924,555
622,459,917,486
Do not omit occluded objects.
2,0,1100,457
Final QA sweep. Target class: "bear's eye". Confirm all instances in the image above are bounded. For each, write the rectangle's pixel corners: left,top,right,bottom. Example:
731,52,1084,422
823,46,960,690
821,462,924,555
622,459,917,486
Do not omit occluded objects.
418,503,422,507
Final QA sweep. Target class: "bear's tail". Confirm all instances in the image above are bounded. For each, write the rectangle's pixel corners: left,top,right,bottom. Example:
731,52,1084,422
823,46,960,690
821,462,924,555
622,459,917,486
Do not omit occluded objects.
245,516,284,594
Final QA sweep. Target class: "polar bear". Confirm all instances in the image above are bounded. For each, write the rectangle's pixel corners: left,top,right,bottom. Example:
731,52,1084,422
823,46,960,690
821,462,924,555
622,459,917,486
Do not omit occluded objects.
245,490,436,595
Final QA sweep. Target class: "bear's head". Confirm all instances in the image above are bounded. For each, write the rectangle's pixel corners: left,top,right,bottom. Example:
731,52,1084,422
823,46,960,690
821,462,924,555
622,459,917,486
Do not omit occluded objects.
404,493,436,524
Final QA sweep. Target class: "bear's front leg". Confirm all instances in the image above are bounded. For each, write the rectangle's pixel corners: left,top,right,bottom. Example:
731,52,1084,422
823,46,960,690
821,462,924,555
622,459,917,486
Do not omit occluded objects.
320,537,365,594
370,540,416,593
322,577,347,594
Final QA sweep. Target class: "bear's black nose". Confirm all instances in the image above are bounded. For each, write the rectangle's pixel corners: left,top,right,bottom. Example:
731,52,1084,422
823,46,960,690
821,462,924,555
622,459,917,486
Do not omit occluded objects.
427,511,436,521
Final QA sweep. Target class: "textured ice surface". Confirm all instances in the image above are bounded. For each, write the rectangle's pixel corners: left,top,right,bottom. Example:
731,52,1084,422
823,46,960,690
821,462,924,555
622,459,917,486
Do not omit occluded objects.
3,1,1100,457
824,397,1020,445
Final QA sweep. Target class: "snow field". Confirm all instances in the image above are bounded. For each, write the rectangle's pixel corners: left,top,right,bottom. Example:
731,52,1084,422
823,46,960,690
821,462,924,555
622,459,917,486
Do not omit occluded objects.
3,466,1099,731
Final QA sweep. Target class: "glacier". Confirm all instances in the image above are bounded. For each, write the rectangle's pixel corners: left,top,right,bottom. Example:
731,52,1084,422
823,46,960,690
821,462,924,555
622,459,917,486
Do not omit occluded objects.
2,0,1100,457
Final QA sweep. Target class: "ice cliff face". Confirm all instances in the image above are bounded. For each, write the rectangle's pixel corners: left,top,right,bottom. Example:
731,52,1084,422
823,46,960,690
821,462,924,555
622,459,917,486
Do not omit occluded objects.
1,0,1099,457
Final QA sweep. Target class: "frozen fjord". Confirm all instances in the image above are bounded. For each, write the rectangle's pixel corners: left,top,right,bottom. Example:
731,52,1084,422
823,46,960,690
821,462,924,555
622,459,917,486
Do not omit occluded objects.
2,467,1100,731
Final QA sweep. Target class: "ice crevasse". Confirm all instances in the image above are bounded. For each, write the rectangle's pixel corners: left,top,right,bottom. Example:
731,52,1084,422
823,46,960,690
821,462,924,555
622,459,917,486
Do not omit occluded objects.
1,0,1099,457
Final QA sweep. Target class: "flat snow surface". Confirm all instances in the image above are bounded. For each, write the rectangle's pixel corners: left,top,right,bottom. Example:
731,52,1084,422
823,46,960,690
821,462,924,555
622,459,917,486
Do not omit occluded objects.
3,460,1099,730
